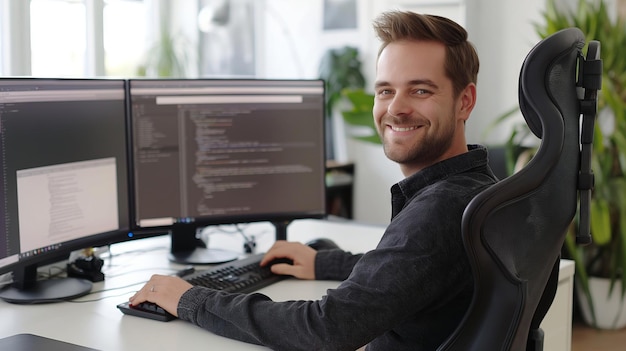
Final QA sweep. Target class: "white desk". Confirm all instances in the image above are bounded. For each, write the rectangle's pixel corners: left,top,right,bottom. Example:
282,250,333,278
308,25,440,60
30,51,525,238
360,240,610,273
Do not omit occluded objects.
0,219,573,351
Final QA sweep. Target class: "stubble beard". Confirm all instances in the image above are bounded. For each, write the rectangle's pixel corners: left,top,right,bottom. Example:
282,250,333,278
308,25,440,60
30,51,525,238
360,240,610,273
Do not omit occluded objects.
382,123,456,168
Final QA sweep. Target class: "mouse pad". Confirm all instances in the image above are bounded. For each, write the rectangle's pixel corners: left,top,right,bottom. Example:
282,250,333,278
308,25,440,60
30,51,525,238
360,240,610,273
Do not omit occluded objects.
0,333,100,351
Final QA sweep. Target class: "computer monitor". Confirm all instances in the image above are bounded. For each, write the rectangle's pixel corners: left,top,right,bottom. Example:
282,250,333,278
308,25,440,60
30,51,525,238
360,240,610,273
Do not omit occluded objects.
0,78,132,303
128,79,327,264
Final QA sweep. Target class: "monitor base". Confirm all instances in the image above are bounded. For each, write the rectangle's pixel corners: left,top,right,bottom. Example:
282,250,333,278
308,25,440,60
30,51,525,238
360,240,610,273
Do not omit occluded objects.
0,277,92,304
168,248,239,265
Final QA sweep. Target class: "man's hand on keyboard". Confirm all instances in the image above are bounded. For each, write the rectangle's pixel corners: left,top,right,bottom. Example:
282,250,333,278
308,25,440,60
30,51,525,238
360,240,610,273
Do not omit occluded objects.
129,275,194,317
261,241,317,280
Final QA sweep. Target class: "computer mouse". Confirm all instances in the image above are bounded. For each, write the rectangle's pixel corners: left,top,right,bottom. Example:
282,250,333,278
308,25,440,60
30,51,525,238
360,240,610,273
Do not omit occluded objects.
268,257,293,266
306,238,340,251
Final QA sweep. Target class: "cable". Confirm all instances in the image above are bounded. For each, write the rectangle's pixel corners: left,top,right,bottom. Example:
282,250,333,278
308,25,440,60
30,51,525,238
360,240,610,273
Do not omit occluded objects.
234,224,257,253
67,290,140,303
201,224,259,254
0,277,13,289
70,266,194,302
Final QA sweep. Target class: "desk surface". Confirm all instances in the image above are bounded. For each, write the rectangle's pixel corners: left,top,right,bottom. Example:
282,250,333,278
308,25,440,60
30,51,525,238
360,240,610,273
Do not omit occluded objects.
0,219,574,351
0,219,385,351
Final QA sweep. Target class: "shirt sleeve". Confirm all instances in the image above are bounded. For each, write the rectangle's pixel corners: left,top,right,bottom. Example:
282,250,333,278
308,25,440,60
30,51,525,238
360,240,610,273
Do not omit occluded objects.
314,249,363,281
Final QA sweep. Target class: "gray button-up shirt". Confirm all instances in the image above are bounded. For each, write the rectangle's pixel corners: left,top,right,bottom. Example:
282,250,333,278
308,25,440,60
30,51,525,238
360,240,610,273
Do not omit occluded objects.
178,144,498,350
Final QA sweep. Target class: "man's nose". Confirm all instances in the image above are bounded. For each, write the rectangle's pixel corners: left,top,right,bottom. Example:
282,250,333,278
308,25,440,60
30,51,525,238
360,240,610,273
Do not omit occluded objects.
387,95,412,117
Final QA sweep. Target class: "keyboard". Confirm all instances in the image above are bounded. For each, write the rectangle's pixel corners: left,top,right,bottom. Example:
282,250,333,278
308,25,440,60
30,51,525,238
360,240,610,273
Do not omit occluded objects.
117,253,288,322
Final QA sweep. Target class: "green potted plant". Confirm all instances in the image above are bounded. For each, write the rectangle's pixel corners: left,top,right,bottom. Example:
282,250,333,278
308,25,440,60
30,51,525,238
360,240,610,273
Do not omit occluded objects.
137,26,189,77
318,46,369,161
340,89,379,144
318,46,367,121
499,0,626,329
317,46,378,144
136,5,189,77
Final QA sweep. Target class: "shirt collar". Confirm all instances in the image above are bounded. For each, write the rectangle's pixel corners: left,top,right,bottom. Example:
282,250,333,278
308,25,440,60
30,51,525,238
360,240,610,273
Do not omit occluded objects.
390,144,489,216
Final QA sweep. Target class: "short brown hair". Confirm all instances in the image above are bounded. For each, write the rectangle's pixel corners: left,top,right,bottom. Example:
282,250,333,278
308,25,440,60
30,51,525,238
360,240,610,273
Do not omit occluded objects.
373,11,479,97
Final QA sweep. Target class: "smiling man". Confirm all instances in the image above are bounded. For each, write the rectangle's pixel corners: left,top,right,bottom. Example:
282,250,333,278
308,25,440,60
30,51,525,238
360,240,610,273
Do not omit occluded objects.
131,11,498,350
372,15,478,176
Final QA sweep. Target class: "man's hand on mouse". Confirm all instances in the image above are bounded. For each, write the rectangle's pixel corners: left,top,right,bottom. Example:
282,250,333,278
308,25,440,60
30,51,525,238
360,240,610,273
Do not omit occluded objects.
129,275,193,317
261,241,317,280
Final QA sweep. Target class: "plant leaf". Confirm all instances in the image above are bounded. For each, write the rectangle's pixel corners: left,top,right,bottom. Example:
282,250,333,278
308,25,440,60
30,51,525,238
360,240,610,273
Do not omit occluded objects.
590,199,611,245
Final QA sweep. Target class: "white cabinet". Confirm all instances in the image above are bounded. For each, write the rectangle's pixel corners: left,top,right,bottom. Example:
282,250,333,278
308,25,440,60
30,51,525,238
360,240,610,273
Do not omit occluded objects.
541,259,575,351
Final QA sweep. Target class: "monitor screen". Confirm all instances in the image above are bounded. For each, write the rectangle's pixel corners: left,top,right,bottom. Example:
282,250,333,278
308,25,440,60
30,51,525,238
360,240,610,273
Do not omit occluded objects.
128,79,326,263
0,78,132,303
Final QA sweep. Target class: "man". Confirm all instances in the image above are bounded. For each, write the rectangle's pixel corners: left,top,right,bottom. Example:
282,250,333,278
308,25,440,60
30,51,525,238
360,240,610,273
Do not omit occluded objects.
130,10,497,350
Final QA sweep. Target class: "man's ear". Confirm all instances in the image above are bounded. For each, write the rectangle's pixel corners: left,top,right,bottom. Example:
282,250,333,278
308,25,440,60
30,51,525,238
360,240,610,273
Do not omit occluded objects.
458,83,477,121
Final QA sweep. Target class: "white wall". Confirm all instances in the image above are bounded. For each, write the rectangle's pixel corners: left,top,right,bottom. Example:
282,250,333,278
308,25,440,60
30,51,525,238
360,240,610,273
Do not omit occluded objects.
465,0,546,146
254,0,547,224
256,0,375,80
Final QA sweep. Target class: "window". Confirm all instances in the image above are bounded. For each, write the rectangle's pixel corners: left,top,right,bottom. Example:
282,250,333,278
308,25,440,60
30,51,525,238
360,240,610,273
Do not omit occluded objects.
103,0,147,77
30,0,86,77
2,0,147,77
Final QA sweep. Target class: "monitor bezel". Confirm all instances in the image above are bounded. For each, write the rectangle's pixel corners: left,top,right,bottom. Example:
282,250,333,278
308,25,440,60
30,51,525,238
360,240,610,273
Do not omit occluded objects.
0,77,165,295
126,78,328,242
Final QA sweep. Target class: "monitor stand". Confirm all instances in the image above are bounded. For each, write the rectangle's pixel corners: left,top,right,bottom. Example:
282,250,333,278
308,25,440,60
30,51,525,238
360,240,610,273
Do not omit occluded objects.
273,220,291,241
168,221,293,265
0,265,92,304
168,222,240,265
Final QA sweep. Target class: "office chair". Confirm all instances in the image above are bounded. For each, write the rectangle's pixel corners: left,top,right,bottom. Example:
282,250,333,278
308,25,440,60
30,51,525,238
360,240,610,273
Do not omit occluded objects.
437,28,601,351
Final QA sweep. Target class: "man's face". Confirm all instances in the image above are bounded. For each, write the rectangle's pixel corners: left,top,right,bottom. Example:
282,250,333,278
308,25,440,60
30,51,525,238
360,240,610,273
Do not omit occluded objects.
373,40,471,176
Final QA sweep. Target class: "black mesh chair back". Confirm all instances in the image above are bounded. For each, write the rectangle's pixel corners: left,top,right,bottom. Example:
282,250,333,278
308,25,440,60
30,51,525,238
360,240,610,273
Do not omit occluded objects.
437,27,601,351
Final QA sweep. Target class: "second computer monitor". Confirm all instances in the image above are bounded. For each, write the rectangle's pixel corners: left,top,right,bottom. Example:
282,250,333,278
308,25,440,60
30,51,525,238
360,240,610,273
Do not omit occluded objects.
128,79,326,263
0,78,131,303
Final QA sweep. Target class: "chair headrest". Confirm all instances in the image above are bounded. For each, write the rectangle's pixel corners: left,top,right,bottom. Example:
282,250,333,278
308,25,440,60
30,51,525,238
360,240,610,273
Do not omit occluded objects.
519,28,585,139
